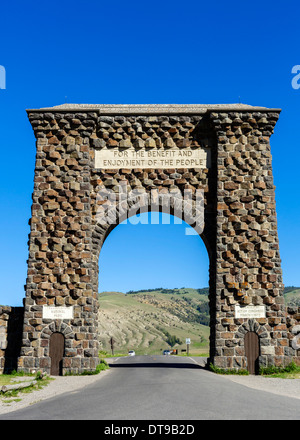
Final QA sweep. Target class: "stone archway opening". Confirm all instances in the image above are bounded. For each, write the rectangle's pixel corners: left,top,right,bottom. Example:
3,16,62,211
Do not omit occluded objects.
97,211,211,357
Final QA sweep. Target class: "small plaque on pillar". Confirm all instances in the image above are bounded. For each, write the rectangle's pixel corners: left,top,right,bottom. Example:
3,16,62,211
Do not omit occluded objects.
235,305,266,319
0,326,7,350
43,306,74,320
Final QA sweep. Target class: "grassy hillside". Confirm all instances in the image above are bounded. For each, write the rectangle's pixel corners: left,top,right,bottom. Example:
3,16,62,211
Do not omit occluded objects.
97,286,300,356
98,288,210,356
284,287,300,306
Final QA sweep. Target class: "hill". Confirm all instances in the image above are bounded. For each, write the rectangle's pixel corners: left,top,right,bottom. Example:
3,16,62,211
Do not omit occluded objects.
97,286,300,356
284,286,300,307
97,288,210,356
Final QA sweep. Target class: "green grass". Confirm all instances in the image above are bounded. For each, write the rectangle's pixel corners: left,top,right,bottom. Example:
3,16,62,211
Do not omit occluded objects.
208,363,249,375
80,359,110,375
2,398,22,404
0,371,53,399
177,352,209,357
259,362,300,378
64,359,110,376
208,361,300,378
0,370,35,387
284,287,300,306
0,375,15,387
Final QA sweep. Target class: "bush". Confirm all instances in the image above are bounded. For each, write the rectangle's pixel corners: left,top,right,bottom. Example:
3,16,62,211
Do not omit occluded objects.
164,331,183,347
259,361,300,376
98,350,109,357
96,359,109,373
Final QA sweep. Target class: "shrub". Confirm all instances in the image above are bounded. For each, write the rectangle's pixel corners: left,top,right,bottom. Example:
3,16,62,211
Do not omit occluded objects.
259,361,300,376
209,363,249,375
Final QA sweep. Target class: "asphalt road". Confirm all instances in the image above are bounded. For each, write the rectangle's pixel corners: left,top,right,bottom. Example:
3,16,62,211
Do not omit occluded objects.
1,355,300,420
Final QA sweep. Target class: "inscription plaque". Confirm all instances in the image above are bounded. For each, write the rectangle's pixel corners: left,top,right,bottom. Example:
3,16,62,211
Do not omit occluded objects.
235,305,266,319
95,147,210,170
43,306,74,320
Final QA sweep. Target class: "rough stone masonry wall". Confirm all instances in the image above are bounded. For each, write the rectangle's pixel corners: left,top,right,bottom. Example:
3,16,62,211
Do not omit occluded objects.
210,111,291,369
19,110,216,374
18,111,99,374
88,109,292,370
14,104,292,374
88,113,215,294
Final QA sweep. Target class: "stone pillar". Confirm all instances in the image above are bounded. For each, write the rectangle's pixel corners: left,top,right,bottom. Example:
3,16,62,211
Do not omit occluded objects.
209,110,291,369
18,111,99,374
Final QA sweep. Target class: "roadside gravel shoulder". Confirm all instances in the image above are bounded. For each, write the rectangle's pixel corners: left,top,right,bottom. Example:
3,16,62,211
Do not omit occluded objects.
192,357,300,401
219,374,300,400
0,369,111,416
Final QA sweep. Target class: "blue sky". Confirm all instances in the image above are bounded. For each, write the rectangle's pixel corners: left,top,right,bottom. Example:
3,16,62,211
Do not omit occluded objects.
0,0,299,305
99,212,209,293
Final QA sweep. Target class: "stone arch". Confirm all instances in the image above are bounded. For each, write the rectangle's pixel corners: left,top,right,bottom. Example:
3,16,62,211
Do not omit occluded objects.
90,191,212,297
94,205,212,357
41,321,74,342
37,322,74,375
17,103,291,374
236,318,269,337
235,319,270,370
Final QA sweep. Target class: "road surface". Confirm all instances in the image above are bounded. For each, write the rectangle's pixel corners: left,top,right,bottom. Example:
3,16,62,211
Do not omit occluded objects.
1,355,300,420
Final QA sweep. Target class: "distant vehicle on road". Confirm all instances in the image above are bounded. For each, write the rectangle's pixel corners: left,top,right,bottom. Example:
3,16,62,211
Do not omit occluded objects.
163,350,171,355
128,350,135,356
